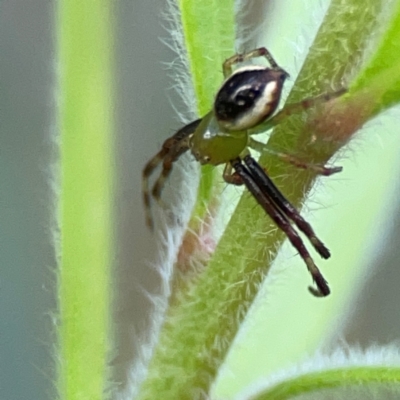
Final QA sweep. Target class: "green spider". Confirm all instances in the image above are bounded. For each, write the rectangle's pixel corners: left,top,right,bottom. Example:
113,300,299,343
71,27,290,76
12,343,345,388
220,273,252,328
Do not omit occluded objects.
143,47,346,297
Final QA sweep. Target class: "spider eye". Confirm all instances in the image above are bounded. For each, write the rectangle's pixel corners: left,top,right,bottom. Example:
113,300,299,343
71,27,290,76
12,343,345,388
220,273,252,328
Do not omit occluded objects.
235,88,259,106
214,67,287,131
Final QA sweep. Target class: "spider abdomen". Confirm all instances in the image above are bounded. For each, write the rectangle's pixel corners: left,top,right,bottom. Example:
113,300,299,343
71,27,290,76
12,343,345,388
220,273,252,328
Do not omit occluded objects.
214,66,288,131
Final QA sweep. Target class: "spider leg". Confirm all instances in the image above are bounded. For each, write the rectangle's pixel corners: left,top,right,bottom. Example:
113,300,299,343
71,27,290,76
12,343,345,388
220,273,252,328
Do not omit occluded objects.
243,154,330,259
142,118,202,229
231,157,330,297
222,163,243,185
223,47,282,77
249,88,347,135
151,142,191,202
143,147,170,228
249,138,342,176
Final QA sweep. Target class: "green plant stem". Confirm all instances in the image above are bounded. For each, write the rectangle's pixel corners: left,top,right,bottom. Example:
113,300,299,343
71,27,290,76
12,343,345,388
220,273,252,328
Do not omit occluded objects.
246,367,400,400
58,1,114,398
178,0,235,225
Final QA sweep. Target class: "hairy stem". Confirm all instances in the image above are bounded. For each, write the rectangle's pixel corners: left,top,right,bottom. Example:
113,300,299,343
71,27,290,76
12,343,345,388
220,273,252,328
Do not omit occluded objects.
57,1,114,398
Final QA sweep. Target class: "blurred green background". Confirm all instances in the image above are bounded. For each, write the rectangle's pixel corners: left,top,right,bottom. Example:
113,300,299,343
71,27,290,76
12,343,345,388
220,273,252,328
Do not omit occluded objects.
2,1,400,399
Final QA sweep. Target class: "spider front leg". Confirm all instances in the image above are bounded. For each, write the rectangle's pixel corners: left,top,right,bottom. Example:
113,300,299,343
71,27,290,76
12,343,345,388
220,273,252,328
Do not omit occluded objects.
249,87,347,136
243,155,330,258
222,46,283,77
142,118,202,229
230,157,330,297
249,138,342,176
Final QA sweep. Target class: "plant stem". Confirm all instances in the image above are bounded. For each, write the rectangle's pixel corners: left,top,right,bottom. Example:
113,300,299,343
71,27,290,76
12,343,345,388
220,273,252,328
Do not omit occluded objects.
179,0,235,224
247,367,400,400
58,1,114,398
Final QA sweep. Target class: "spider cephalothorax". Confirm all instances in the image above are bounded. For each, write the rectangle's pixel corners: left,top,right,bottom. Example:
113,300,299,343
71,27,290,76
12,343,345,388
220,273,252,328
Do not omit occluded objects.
142,47,346,297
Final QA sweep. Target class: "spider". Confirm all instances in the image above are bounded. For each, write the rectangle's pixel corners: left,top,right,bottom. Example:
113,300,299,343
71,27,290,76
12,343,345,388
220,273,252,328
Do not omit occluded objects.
142,47,346,297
